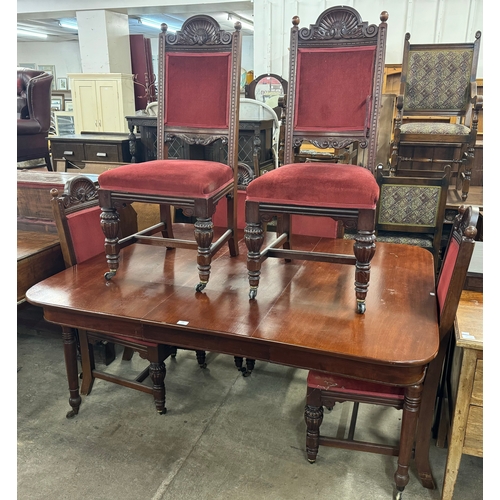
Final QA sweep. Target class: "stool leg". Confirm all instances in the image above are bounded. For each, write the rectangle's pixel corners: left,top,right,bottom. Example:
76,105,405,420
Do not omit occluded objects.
100,204,121,280
194,217,214,292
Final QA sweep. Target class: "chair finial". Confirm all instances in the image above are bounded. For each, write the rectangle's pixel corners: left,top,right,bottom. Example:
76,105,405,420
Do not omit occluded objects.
161,23,167,34
234,21,242,31
292,16,300,27
380,11,389,22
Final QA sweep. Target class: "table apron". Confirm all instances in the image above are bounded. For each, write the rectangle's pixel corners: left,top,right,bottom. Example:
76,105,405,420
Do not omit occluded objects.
42,308,428,387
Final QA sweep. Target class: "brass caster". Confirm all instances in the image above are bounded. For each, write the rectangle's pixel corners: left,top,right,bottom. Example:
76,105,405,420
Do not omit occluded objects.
199,363,207,369
249,288,258,300
66,409,78,419
395,489,403,500
242,370,252,377
356,301,366,314
104,271,116,281
307,458,316,464
196,282,207,292
158,407,167,415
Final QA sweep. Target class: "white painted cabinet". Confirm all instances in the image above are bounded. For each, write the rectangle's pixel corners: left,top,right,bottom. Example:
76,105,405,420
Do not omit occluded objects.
68,73,135,134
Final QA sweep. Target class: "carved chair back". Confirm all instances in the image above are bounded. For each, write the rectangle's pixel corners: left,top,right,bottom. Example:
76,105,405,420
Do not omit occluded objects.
375,164,451,271
156,15,242,176
283,6,388,170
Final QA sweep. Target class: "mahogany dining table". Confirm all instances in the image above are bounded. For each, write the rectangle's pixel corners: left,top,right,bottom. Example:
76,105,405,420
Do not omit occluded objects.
26,231,440,494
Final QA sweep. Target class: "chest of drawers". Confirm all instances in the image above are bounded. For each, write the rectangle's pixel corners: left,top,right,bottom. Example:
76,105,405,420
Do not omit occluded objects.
49,133,133,170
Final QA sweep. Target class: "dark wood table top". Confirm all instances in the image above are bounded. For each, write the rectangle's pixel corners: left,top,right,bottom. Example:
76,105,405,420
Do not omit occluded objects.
26,233,439,386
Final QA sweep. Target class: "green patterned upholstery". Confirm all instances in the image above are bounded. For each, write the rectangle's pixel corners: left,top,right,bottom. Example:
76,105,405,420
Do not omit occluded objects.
378,184,441,227
400,122,470,135
405,49,473,111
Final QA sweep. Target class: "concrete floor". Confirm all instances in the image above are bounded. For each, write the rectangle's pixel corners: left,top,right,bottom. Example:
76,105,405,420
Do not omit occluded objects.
17,302,483,500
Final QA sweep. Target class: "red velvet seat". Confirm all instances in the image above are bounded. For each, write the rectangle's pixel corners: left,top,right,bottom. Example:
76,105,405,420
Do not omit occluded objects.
98,15,242,292
244,6,388,314
305,205,479,496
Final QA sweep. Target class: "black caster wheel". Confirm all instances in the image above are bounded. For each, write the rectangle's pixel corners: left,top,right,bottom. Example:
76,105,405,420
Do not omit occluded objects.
196,282,207,292
104,271,116,281
249,288,257,299
356,302,366,314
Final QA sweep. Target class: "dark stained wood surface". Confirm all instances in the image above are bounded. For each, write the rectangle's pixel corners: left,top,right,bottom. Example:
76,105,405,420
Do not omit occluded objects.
17,230,64,303
26,234,439,386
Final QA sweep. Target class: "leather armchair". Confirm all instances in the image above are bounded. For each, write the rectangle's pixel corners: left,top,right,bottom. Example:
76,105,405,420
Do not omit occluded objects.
17,68,54,170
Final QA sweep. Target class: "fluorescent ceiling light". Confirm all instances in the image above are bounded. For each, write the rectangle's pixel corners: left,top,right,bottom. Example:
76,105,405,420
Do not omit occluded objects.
59,22,78,30
17,29,48,39
140,18,179,33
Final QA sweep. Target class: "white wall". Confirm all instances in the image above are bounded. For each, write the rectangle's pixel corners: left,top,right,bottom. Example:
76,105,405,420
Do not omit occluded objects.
17,41,82,80
16,0,483,82
253,0,483,79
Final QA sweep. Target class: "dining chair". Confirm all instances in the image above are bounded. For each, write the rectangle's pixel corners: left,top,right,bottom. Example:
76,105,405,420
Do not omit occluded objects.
304,204,479,498
390,32,482,202
244,6,388,314
374,164,451,273
98,15,242,292
51,175,208,416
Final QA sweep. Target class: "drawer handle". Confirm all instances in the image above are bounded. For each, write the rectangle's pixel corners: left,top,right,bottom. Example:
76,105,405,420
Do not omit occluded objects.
96,152,108,157
63,151,74,156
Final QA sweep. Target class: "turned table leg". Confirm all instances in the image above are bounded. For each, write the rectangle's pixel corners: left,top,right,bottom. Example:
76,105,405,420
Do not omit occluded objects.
62,326,82,418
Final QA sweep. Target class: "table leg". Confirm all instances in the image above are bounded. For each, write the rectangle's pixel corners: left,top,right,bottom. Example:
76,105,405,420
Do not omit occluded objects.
62,326,82,419
394,382,423,498
414,337,450,489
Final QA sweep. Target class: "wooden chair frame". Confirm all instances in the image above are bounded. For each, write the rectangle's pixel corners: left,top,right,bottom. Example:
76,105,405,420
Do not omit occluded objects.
51,175,207,416
244,6,388,314
98,16,242,292
375,164,451,272
390,32,482,202
305,205,479,495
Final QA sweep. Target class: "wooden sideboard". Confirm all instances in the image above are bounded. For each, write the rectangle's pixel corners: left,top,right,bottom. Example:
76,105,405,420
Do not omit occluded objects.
17,171,99,302
49,132,134,172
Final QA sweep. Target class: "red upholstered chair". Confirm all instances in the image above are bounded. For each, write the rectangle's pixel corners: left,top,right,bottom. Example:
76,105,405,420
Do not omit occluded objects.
244,6,388,314
17,68,54,170
51,175,207,416
98,15,242,292
304,205,479,496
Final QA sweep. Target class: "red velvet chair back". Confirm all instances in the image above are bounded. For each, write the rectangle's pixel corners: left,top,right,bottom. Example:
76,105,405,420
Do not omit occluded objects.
156,15,242,168
284,6,388,168
435,205,479,337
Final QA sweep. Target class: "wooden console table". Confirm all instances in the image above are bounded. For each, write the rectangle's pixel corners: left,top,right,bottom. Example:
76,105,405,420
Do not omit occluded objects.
440,290,483,500
26,237,440,495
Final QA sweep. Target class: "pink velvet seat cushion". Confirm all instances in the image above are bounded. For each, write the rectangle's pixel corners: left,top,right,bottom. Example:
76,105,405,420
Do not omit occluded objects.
98,160,234,198
307,371,404,400
246,163,379,209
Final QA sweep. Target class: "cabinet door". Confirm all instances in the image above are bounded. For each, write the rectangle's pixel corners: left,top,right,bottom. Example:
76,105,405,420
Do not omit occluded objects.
72,80,99,133
95,80,122,133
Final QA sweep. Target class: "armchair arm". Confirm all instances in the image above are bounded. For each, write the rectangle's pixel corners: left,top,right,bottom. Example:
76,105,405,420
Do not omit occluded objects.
17,70,53,134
